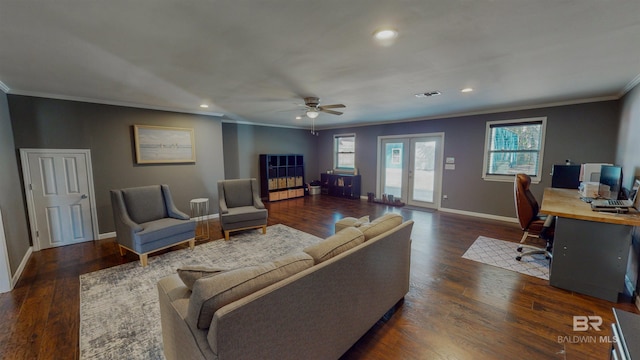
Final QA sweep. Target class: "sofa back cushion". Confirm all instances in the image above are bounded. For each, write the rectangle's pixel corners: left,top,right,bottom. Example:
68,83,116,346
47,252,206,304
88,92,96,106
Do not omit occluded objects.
187,252,314,329
358,213,403,241
177,266,228,290
221,179,254,208
303,227,365,264
121,185,168,224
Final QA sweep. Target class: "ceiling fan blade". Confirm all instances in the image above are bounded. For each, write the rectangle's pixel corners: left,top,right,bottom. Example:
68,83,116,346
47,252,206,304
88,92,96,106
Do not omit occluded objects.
320,109,343,116
319,104,346,109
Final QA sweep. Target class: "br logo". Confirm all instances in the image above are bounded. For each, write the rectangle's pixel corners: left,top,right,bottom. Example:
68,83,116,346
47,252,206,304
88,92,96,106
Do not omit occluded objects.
573,316,603,331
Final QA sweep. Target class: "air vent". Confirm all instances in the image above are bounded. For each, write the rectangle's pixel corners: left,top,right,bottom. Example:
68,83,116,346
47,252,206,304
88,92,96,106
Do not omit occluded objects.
415,91,441,98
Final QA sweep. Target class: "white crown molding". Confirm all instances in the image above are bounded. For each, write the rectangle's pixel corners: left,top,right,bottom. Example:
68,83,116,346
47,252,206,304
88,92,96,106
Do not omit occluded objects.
319,94,621,131
7,89,225,118
0,81,10,93
221,118,306,130
622,73,640,96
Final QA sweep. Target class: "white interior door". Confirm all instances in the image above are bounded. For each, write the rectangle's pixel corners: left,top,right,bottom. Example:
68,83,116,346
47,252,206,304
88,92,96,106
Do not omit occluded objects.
379,134,444,209
21,149,98,250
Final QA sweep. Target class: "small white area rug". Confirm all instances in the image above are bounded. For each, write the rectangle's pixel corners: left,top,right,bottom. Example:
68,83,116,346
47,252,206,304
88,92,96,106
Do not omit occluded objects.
79,224,323,360
462,236,549,280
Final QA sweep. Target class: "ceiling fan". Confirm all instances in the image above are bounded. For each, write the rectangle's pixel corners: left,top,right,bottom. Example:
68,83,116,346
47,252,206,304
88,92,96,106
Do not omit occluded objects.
302,97,345,119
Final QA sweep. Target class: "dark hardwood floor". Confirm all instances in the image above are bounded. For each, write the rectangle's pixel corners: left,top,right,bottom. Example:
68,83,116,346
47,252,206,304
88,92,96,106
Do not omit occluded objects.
1,195,638,359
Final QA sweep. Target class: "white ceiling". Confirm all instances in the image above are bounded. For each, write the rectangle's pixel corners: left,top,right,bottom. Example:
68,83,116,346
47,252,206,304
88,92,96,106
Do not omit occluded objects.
1,0,639,129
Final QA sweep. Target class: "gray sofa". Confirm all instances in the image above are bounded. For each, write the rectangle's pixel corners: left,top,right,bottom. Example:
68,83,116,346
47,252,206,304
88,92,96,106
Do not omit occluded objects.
110,184,196,266
157,213,413,360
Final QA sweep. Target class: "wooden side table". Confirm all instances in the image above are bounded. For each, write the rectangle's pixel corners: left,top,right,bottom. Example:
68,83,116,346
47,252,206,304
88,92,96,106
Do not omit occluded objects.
190,198,210,241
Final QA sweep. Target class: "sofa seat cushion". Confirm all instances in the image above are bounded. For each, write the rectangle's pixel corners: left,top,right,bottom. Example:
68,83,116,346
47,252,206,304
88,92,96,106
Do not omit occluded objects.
136,218,195,245
303,227,365,264
358,213,403,241
220,206,268,224
187,252,314,329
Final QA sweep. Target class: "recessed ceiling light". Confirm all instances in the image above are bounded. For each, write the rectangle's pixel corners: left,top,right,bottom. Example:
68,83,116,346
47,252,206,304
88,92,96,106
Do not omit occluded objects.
200,104,209,108
461,88,473,93
373,28,398,46
295,116,302,120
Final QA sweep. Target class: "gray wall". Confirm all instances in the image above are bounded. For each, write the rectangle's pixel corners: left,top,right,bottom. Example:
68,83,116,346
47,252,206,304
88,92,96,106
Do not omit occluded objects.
618,84,640,187
8,95,225,235
222,123,319,184
316,100,620,218
618,83,640,295
0,92,31,275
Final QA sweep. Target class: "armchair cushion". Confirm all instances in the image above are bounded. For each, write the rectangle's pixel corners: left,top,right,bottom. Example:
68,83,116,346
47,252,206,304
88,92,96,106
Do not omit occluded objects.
221,180,254,208
136,218,197,245
223,206,268,224
121,185,168,224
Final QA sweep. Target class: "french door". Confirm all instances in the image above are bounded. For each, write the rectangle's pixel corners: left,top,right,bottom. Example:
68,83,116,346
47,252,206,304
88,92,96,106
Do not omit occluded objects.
378,134,443,209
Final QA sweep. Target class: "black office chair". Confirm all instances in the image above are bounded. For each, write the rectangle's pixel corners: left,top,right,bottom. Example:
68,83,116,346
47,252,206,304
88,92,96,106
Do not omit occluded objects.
514,173,555,261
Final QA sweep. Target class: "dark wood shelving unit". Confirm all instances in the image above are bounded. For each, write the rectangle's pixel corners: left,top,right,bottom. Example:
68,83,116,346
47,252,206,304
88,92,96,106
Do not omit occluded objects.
259,154,305,201
320,173,361,200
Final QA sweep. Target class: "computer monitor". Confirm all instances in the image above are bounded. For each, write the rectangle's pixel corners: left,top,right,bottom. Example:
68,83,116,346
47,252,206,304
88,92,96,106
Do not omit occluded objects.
599,165,623,200
551,164,581,189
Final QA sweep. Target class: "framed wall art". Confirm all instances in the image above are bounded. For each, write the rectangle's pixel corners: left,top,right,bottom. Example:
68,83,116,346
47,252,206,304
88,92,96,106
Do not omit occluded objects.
133,125,196,164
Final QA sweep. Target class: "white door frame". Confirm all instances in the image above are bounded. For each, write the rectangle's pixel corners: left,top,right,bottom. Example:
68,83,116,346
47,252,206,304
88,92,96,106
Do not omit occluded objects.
20,149,99,251
376,132,445,209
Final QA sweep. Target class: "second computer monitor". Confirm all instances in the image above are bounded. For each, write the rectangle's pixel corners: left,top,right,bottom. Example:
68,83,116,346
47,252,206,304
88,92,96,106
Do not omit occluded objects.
599,165,623,200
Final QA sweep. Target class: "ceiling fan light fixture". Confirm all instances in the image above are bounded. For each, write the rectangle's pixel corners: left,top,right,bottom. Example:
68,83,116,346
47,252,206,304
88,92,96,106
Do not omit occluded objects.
306,110,319,119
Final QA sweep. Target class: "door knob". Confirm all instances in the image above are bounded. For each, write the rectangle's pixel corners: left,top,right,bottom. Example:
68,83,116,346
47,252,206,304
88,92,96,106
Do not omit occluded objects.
81,194,88,199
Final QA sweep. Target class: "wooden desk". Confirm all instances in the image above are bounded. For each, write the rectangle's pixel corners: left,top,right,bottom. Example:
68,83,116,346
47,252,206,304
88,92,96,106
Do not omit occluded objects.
540,188,640,302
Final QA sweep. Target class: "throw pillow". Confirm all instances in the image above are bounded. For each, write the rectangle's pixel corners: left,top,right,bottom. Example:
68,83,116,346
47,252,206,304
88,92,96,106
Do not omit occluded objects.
187,252,314,329
303,227,365,264
177,266,228,290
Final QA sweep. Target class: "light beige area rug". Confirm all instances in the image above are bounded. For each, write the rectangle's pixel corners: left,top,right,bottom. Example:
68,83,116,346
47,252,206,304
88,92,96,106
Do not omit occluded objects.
79,224,322,360
462,236,550,280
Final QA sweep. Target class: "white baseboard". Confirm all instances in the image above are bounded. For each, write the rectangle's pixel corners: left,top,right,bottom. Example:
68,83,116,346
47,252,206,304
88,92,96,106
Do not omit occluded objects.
98,213,220,240
10,246,33,290
438,207,519,223
98,232,116,240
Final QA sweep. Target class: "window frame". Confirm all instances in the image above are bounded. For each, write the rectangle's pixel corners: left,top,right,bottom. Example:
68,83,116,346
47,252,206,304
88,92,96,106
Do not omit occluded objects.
481,117,547,183
333,133,356,171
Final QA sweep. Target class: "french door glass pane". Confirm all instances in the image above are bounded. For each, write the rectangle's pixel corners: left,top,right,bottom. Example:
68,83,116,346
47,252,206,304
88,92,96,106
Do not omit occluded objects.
384,142,403,198
412,140,435,202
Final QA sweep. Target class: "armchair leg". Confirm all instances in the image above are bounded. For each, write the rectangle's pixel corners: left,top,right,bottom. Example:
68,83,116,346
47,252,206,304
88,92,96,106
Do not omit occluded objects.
262,225,266,235
189,238,195,249
224,231,230,241
118,245,126,256
139,254,148,267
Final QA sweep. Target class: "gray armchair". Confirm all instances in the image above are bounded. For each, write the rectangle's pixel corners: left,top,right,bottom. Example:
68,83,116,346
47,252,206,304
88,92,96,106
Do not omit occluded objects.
110,184,196,266
218,178,268,240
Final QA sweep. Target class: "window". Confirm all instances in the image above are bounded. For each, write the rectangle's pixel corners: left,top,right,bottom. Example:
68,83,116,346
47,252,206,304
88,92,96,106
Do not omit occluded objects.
482,117,547,182
334,134,355,170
